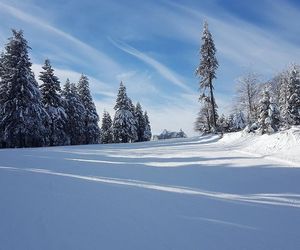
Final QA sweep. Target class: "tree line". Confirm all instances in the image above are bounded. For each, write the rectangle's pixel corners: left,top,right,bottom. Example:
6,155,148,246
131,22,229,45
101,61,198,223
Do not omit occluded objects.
195,22,300,135
0,29,151,148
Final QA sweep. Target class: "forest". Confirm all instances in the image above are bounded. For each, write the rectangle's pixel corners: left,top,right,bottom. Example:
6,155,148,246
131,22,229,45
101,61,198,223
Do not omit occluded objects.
0,30,151,148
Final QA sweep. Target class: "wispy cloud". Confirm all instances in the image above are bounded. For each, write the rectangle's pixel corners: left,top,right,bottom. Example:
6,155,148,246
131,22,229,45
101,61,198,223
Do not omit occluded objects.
109,38,192,93
159,1,300,74
0,1,121,73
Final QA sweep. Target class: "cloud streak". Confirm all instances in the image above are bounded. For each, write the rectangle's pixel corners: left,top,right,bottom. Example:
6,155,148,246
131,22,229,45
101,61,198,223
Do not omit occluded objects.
109,38,192,93
162,1,300,73
0,1,121,73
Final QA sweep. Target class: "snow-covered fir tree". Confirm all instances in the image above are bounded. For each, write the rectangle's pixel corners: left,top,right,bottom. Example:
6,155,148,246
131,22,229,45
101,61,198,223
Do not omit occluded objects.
258,90,280,134
0,30,48,148
127,97,138,141
0,52,4,79
280,65,300,127
113,82,137,143
194,99,213,133
77,74,100,144
143,111,152,141
134,102,146,142
227,114,235,132
195,21,219,131
101,110,113,144
224,111,247,133
217,114,230,133
39,59,68,146
62,79,85,145
278,70,289,127
232,111,247,131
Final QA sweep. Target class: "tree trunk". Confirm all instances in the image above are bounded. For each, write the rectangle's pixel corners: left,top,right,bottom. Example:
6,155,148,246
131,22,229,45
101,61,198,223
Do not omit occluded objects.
209,76,217,130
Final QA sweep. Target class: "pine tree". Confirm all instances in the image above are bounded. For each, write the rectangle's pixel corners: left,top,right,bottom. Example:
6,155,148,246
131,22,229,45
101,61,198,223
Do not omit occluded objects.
128,97,138,142
227,114,235,132
112,82,137,143
194,99,213,133
278,65,300,127
134,102,146,142
258,90,270,134
39,59,68,146
77,74,100,144
217,114,229,133
278,70,289,127
101,110,113,144
0,30,48,148
233,111,247,131
62,79,85,145
286,65,300,125
258,90,280,134
143,111,152,141
195,21,219,131
0,52,4,79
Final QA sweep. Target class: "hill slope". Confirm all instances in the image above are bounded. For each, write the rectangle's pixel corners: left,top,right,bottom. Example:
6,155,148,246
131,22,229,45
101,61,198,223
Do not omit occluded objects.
0,131,300,250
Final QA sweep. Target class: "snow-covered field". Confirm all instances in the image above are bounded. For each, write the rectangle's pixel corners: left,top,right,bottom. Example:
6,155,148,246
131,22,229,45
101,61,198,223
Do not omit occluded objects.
1,130,300,250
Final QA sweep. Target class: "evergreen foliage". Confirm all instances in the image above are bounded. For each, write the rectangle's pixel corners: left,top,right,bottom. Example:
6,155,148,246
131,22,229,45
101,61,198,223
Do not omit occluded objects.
0,30,48,147
77,74,101,144
285,65,300,126
62,79,85,145
113,82,137,143
134,102,146,142
143,111,152,141
39,59,68,146
101,110,113,144
195,21,219,131
258,90,280,134
194,99,212,133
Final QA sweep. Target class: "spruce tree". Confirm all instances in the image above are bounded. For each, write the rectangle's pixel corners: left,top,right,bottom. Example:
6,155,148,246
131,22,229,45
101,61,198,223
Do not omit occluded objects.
134,102,146,142
258,90,280,134
128,97,138,142
0,52,4,79
258,90,270,134
39,59,68,146
77,74,100,144
227,114,235,132
279,65,300,127
194,99,212,133
62,79,85,145
101,110,113,144
0,30,47,147
286,65,300,125
112,82,137,143
217,114,229,133
233,111,247,131
143,111,152,141
279,70,289,127
195,21,219,131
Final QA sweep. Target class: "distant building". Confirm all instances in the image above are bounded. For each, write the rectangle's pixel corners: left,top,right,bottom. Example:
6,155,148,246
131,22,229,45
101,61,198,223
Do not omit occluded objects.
153,129,187,140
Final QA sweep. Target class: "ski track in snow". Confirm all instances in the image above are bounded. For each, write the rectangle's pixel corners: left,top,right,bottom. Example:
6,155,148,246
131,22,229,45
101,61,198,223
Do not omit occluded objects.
1,132,300,250
1,165,299,208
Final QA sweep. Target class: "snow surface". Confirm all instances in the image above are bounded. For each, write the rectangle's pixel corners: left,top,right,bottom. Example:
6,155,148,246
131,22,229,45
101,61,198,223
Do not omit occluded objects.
220,126,300,166
1,130,300,250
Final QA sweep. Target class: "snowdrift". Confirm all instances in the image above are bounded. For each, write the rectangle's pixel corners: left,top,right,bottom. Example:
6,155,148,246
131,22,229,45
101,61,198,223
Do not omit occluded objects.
219,126,300,166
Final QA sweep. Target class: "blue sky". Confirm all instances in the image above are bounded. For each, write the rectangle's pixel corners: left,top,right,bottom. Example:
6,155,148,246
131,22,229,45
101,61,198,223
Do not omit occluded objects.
0,0,299,135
